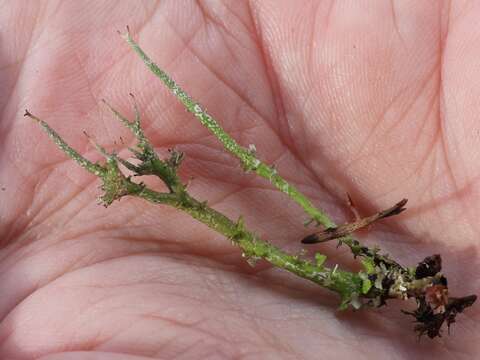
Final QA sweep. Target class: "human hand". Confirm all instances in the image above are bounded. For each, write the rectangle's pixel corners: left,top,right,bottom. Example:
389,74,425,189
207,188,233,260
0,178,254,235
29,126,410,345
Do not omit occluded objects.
1,1,478,359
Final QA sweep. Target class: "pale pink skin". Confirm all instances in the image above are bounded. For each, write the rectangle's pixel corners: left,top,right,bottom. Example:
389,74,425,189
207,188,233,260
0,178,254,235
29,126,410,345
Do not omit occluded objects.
0,1,479,359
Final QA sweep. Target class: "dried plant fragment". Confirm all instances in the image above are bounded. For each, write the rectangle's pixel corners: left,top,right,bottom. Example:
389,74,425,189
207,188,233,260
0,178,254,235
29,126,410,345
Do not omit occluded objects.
302,198,408,244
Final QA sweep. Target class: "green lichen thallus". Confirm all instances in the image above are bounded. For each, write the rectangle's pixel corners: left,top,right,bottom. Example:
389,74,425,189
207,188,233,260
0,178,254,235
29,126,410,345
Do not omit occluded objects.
25,26,476,339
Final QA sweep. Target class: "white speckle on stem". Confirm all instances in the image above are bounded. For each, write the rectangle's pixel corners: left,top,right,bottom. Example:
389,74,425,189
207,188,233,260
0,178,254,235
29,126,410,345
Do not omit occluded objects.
280,183,289,193
332,264,338,275
252,158,261,168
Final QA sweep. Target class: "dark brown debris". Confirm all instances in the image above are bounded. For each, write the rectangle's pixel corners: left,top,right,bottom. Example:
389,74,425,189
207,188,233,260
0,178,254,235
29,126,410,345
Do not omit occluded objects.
403,294,477,339
415,254,442,279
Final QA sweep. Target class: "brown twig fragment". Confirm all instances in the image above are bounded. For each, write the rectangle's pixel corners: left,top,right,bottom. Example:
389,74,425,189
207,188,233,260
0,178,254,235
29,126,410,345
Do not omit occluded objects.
302,198,408,244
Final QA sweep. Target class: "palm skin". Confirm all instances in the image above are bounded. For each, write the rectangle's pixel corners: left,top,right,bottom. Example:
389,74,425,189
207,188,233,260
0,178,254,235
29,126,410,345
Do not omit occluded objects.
0,1,479,359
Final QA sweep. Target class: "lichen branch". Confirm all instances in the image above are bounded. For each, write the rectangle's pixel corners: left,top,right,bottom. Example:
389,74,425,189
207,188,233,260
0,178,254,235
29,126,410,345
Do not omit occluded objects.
26,28,477,339
27,105,367,309
25,110,104,176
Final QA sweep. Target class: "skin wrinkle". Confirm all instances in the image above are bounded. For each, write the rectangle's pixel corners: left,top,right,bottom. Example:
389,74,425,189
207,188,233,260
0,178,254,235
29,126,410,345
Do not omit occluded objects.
381,63,440,139
197,182,244,208
71,50,98,112
340,93,398,172
437,48,455,196
0,2,40,121
222,1,257,40
245,3,285,139
137,315,231,349
4,211,70,264
233,337,292,359
343,56,441,174
36,251,228,290
195,0,245,58
163,10,272,125
245,1,344,212
410,88,438,148
308,2,318,75
59,310,134,354
136,0,159,33
442,0,452,40
2,248,175,319
34,167,95,224
0,251,157,329
0,161,60,247
100,235,178,253
4,235,88,287
407,92,442,179
299,50,356,124
295,10,320,161
55,184,105,230
64,232,178,267
342,60,438,196
389,1,406,49
250,319,300,358
1,160,52,241
152,336,213,359
106,200,241,254
154,338,220,360
94,206,164,234
410,164,479,241
63,224,171,251
322,0,336,32
20,166,99,243
423,152,443,218
247,5,304,157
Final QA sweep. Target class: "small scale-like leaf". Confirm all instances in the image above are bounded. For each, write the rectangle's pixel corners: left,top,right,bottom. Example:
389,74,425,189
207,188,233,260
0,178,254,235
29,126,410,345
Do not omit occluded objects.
315,253,327,268
361,258,376,274
362,279,372,294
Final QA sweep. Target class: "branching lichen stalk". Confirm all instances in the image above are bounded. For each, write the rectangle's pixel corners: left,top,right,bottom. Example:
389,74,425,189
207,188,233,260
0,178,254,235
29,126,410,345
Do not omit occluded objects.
24,106,364,307
25,27,477,339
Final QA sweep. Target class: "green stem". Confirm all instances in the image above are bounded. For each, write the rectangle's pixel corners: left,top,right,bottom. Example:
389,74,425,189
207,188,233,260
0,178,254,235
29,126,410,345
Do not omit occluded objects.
24,110,104,176
136,186,361,300
122,29,335,228
27,109,363,306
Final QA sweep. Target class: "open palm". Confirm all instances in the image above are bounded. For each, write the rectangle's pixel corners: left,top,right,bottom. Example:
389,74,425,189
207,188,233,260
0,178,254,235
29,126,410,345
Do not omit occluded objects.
1,1,479,359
